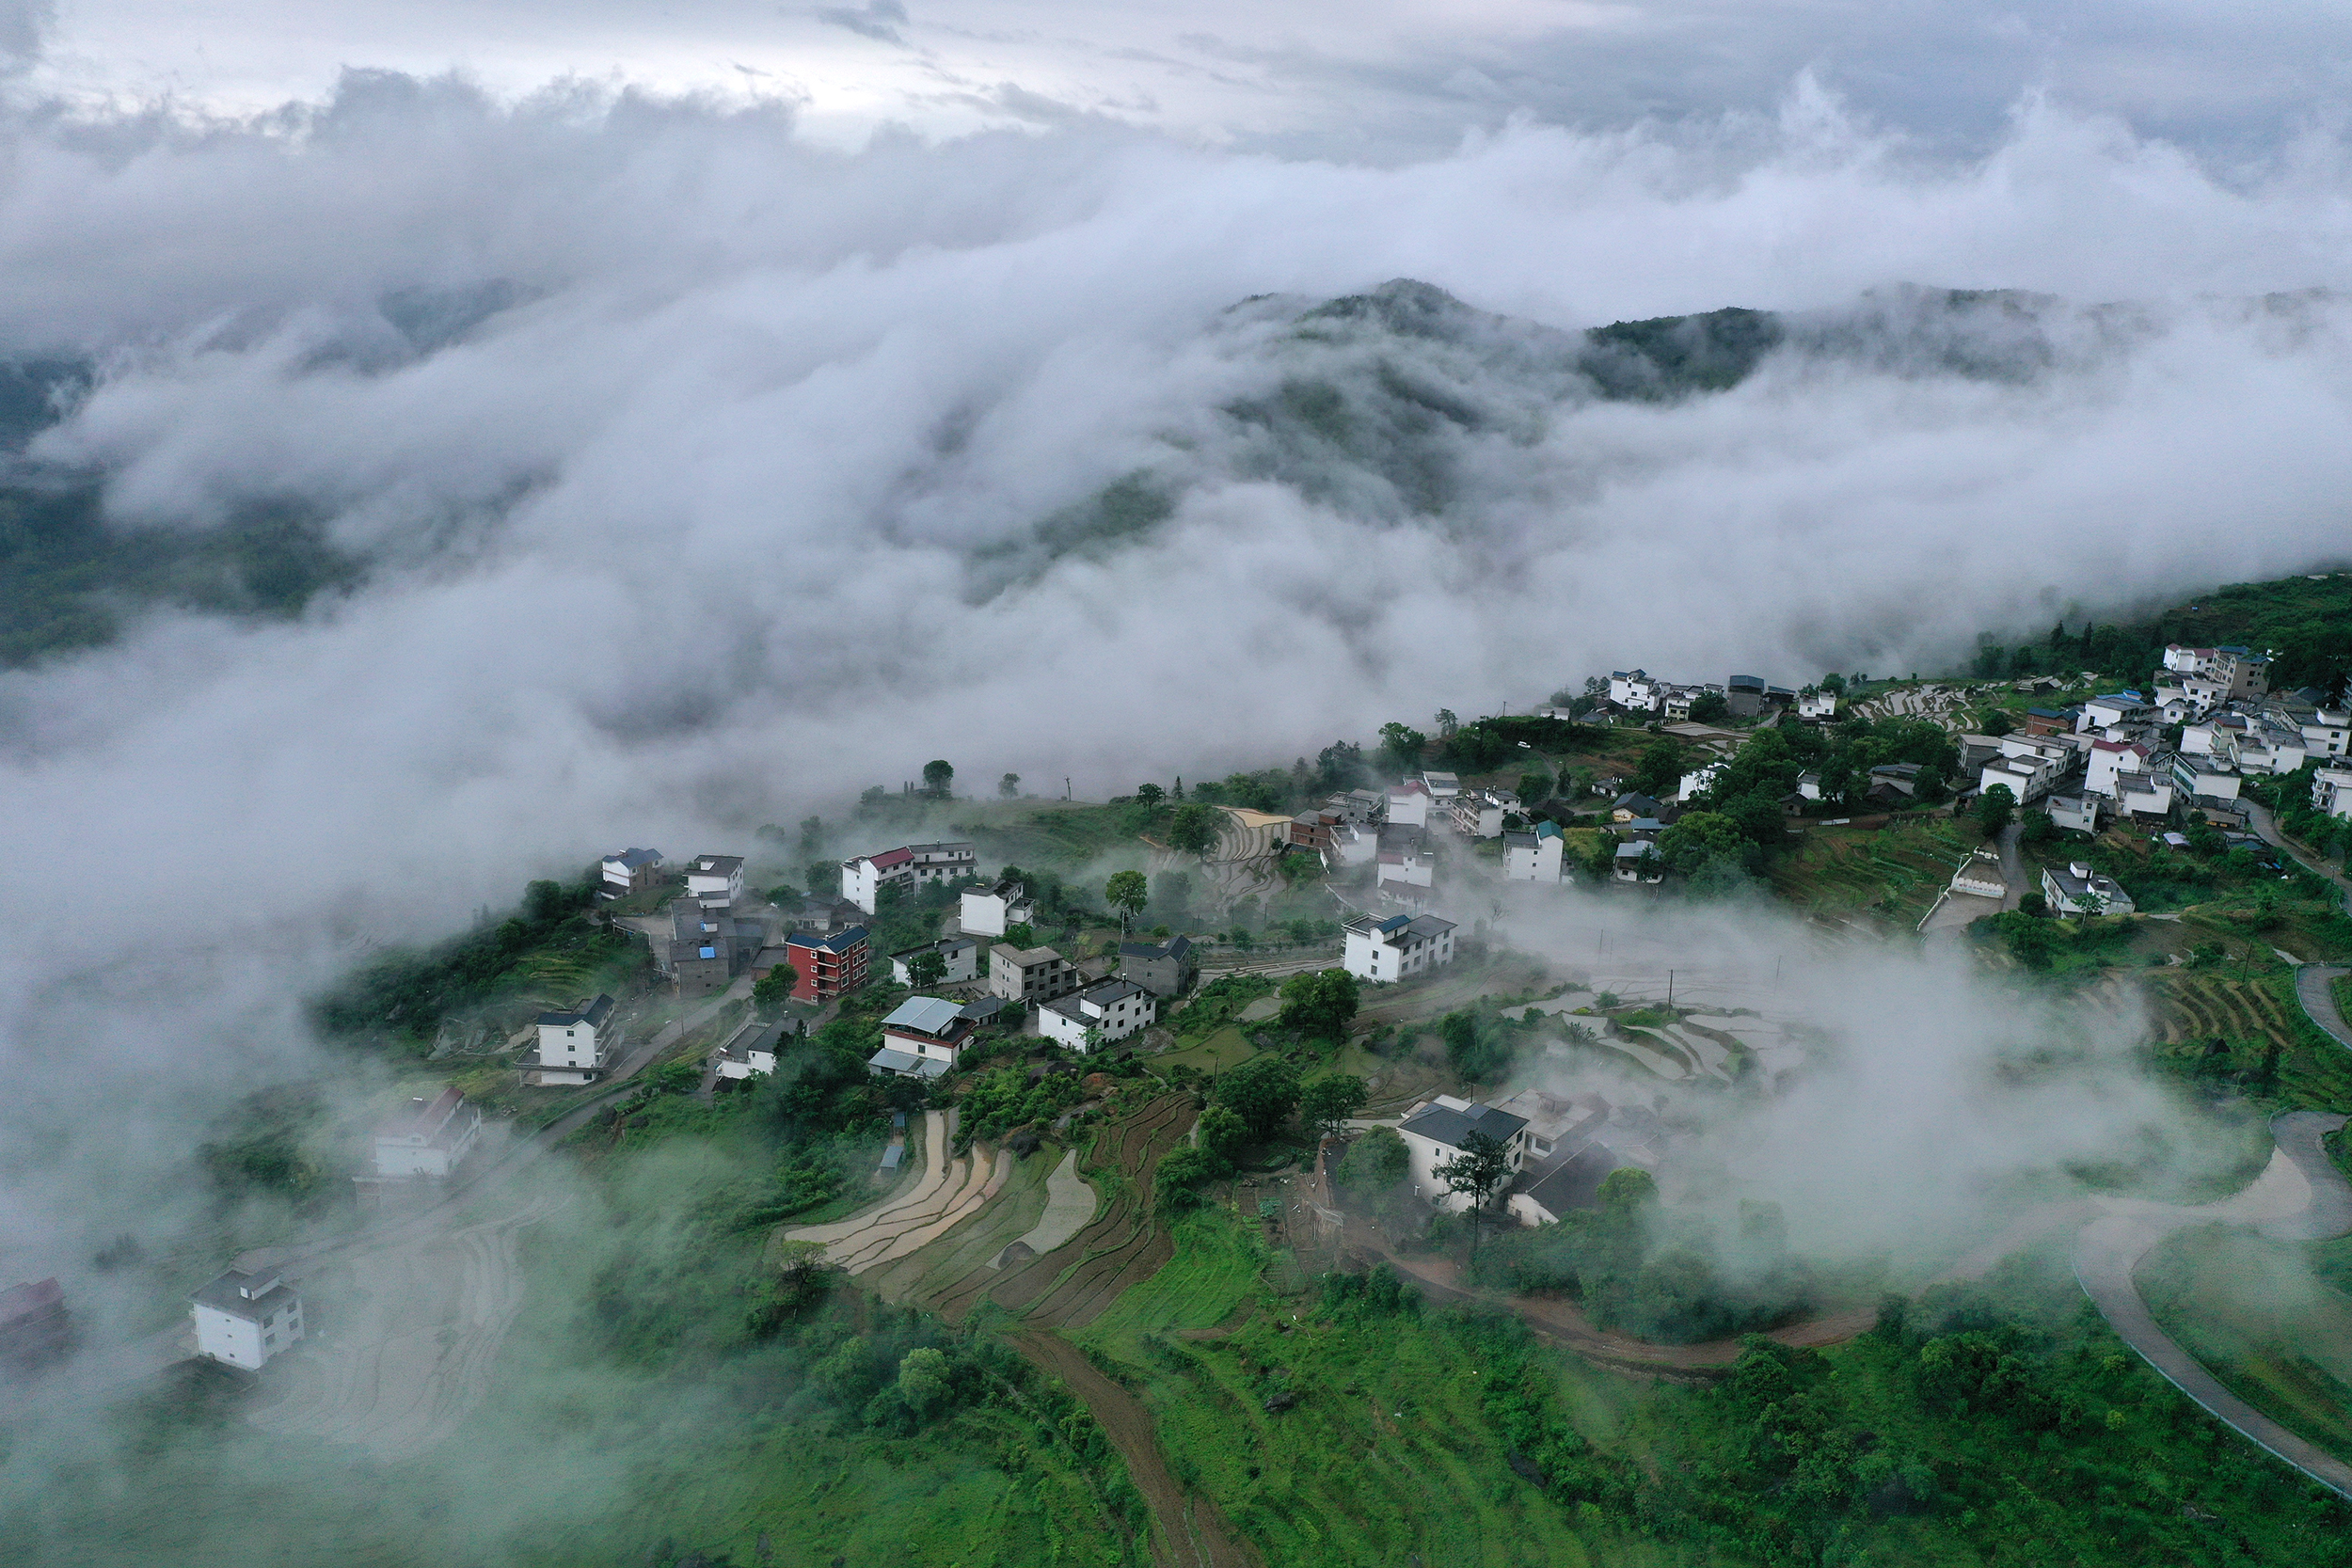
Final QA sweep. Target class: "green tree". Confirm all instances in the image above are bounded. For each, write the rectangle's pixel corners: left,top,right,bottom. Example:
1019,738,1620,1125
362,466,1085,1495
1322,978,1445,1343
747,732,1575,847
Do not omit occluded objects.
998,772,1020,798
1104,869,1149,932
1168,803,1222,857
1977,783,2016,836
1215,1054,1301,1138
1337,1126,1410,1194
1278,968,1360,1041
922,759,955,798
1437,1130,1514,1263
2019,808,2058,847
1135,782,1165,809
806,861,837,901
752,964,801,1016
905,949,947,990
1297,1074,1368,1140
1656,810,1748,876
1378,721,1428,773
1689,692,1731,724
1439,1011,1511,1082
1517,769,1551,805
1598,1165,1657,1210
894,1347,953,1420
1151,870,1191,923
1196,1103,1249,1161
1002,921,1036,949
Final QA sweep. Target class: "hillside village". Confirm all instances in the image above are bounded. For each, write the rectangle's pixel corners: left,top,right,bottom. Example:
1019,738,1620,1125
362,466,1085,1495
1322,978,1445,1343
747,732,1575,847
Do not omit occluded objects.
32,574,2352,1568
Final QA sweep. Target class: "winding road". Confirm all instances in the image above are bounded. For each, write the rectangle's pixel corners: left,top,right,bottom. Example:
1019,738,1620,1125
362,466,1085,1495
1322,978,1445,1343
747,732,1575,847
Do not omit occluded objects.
2296,965,2352,1051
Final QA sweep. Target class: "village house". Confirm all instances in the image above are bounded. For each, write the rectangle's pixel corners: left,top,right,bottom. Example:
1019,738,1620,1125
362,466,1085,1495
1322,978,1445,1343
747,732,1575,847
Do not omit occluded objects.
1287,808,1343,853
1797,689,1838,720
2313,766,2352,819
1385,778,1434,828
989,941,1078,1005
960,878,1034,939
661,898,754,997
2084,738,2153,799
841,841,977,912
1117,934,1197,997
1375,824,1436,905
1325,788,1387,824
714,1018,788,1081
1040,978,1156,1051
2042,861,2136,915
532,994,616,1084
2169,753,2242,804
867,995,976,1078
2045,793,2104,835
683,853,745,906
1502,821,1565,882
1420,770,1462,800
190,1268,304,1371
1610,792,1663,823
1446,789,1514,839
784,926,870,1002
2023,706,2076,736
369,1086,482,1180
1343,911,1456,982
1613,840,1664,882
2077,692,2154,738
1608,670,1661,711
2115,768,2176,820
1677,762,1723,802
1725,673,1768,718
889,934,981,987
1394,1096,1530,1211
597,847,665,898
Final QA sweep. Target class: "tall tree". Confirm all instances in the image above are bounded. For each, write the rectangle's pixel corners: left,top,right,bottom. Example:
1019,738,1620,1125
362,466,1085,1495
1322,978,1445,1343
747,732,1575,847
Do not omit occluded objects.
922,759,955,799
1297,1074,1368,1140
1135,782,1166,809
1278,968,1360,1042
1168,803,1222,857
1437,1131,1514,1264
998,772,1021,798
1214,1054,1301,1138
752,965,801,1016
906,949,947,990
1104,870,1149,932
1977,784,2017,836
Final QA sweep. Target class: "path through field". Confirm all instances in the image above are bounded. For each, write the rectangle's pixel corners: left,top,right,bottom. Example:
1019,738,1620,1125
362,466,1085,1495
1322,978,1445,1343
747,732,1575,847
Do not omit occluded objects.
785,1110,1021,1275
246,1191,564,1460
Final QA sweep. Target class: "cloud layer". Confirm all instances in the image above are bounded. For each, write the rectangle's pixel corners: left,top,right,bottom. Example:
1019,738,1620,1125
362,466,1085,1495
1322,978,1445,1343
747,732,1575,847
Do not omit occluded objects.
2,74,2351,1285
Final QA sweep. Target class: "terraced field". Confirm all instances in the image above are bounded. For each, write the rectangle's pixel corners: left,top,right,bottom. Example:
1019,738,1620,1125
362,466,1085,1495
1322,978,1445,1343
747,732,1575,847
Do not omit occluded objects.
784,1110,1019,1277
2154,976,2304,1047
1771,820,1977,922
1080,1209,1265,1357
930,1091,1199,1329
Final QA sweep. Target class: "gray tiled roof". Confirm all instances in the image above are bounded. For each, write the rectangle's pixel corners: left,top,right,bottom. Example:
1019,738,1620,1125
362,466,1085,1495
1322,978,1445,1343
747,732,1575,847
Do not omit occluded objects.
1399,1101,1527,1151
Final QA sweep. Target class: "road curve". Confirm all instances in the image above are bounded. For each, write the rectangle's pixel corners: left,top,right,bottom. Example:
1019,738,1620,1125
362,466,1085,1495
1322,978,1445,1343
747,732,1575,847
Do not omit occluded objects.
2074,1111,2352,1502
2296,965,2352,1052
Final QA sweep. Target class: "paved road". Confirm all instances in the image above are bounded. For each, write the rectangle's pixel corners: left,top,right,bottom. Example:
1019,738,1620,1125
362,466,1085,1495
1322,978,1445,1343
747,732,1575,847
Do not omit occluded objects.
2297,965,2352,1051
1994,819,2026,910
2246,801,2352,907
2074,1111,2352,1503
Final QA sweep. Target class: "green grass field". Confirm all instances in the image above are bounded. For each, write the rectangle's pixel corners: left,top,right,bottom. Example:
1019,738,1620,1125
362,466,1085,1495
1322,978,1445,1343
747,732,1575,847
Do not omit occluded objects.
2141,1222,2352,1462
1080,1209,1264,1355
1156,1023,1260,1074
1770,818,1979,923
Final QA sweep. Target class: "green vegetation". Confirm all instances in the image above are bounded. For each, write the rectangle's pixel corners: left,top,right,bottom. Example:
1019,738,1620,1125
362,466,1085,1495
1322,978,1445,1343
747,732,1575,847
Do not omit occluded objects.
2142,1223,2352,1462
312,874,640,1048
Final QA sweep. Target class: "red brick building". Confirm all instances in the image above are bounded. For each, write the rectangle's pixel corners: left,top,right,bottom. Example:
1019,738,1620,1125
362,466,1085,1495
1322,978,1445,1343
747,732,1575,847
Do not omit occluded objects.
785,925,869,1002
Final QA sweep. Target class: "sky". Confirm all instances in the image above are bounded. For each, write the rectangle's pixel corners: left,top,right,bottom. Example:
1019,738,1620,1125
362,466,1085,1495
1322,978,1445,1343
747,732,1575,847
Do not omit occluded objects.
0,0,2349,1359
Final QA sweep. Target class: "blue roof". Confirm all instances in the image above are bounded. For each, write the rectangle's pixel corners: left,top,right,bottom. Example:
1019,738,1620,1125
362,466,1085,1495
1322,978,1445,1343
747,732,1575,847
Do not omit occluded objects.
790,926,868,952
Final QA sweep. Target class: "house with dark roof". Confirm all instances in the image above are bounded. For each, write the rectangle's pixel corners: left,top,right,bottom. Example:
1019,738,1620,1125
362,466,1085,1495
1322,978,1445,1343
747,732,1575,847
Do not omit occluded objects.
1343,911,1455,982
684,853,745,906
598,847,665,898
1117,935,1197,997
532,994,616,1084
190,1268,303,1370
1039,979,1155,1051
1394,1096,1531,1212
714,1018,790,1082
785,926,869,1002
889,934,981,987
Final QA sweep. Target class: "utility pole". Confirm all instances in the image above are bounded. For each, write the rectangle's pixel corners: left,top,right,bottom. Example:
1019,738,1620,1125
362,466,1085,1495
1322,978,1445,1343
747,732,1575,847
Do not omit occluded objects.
1666,969,1676,1010
1065,777,1073,801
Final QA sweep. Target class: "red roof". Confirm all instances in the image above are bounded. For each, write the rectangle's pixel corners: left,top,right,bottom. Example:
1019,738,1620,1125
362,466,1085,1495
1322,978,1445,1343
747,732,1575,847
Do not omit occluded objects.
866,847,914,870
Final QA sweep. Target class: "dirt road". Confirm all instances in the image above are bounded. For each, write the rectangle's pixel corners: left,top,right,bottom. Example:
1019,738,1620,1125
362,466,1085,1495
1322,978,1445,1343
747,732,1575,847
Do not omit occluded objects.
1006,1329,1260,1568
2296,965,2352,1051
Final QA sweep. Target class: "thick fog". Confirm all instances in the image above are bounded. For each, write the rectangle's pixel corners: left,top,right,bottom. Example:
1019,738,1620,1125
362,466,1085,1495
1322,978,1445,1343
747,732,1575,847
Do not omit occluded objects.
2,69,2351,1343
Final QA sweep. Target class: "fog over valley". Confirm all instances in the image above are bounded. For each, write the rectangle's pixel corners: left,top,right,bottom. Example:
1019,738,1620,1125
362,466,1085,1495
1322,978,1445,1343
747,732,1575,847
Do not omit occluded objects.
3,12,2352,1563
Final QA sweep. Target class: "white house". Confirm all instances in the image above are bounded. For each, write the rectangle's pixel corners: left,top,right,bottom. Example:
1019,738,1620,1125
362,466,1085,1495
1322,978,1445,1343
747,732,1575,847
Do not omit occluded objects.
371,1086,482,1179
2116,768,2175,819
1676,762,1724,802
2164,644,2219,676
1613,841,1664,883
2083,739,2153,800
2077,693,2153,737
960,879,1034,939
1608,670,1661,711
1798,689,1838,720
714,1019,788,1081
1978,757,2044,805
2300,707,2349,761
1797,771,1823,801
1343,911,1456,982
1502,823,1565,882
867,995,977,1078
1039,979,1156,1051
2042,861,2135,915
532,994,616,1085
1385,780,1434,828
2045,794,2103,835
191,1268,304,1370
2314,766,2352,819
684,854,744,907
842,842,977,912
1375,829,1436,902
2169,754,2242,804
1447,790,1513,838
598,847,665,898
890,935,981,986
1420,771,1462,801
1394,1097,1531,1212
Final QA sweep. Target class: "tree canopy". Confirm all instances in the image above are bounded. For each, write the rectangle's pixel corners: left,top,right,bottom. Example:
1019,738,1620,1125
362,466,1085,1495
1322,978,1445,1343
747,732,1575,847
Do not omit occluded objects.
1278,967,1360,1041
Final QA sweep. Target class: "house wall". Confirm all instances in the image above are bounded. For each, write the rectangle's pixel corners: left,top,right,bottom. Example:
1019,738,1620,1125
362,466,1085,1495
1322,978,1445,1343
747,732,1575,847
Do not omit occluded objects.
535,1021,604,1069
193,1299,302,1370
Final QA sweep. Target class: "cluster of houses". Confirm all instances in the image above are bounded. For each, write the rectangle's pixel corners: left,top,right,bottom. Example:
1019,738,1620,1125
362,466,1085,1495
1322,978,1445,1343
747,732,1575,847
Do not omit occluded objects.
1957,647,2348,836
1559,669,1833,723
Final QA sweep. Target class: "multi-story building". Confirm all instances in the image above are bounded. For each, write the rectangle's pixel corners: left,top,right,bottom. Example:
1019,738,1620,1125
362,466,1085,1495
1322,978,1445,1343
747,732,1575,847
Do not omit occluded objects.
988,942,1078,1005
370,1086,482,1180
1607,670,1661,711
191,1268,304,1371
597,847,665,898
2042,861,2136,915
1375,825,1435,905
1385,779,1433,828
1117,935,1197,997
1343,911,1456,982
784,927,869,1002
533,995,616,1084
888,935,981,986
2314,766,2352,820
868,995,977,1078
960,878,1034,939
1039,979,1156,1051
840,841,977,912
1502,822,1565,882
1394,1096,1531,1212
1446,789,1514,839
683,854,744,906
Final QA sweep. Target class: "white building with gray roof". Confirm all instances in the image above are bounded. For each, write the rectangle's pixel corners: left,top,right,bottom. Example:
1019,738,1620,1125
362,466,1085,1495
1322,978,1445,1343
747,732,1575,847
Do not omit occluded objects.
191,1267,304,1371
1393,1096,1531,1212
